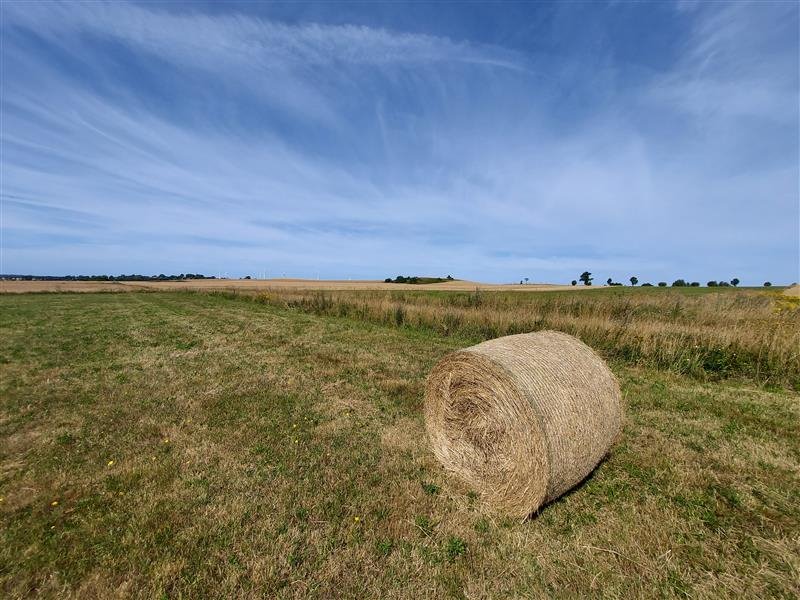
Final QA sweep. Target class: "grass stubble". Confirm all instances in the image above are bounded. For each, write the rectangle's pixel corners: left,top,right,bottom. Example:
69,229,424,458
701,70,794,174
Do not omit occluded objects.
0,291,798,598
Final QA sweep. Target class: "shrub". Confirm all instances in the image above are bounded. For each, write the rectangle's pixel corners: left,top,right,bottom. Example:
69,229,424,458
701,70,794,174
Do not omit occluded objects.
690,282,700,287
764,282,772,287
571,280,577,286
658,282,667,287
731,278,740,287
672,279,687,287
708,281,718,287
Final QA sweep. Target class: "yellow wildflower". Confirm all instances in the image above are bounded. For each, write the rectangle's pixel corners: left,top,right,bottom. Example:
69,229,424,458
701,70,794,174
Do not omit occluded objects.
51,500,58,506
107,460,115,467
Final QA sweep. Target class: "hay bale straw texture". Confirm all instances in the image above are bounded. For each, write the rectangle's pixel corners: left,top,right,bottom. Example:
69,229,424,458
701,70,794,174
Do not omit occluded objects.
424,331,623,518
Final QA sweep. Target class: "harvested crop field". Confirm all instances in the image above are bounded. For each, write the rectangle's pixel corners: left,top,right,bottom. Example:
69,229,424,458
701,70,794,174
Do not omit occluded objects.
0,280,141,293
1,291,798,598
0,278,583,294
785,284,800,297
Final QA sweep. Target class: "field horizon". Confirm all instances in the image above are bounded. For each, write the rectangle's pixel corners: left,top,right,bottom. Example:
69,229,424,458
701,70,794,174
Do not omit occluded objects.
1,277,791,295
0,278,593,294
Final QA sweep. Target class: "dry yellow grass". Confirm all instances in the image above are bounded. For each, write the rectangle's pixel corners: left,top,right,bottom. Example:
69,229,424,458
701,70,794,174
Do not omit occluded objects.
251,287,800,386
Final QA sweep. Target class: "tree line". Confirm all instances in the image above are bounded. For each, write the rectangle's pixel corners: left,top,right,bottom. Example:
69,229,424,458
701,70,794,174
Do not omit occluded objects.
384,275,454,284
569,273,771,287
0,273,215,282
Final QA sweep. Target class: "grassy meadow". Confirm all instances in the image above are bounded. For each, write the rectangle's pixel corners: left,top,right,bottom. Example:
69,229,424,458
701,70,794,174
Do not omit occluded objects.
1,291,799,598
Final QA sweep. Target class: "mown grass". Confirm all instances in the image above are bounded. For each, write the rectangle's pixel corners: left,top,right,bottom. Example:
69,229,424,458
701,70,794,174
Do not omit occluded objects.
248,287,800,388
1,292,798,598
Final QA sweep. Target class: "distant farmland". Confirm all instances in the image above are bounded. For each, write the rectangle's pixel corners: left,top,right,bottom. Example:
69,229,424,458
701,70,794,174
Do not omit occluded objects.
0,278,584,294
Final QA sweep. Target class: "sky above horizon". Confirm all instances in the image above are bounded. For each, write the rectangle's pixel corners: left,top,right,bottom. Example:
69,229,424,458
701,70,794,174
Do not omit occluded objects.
2,1,798,284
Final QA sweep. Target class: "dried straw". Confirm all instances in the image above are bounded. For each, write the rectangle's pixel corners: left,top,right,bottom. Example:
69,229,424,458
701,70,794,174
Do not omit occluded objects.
424,331,623,518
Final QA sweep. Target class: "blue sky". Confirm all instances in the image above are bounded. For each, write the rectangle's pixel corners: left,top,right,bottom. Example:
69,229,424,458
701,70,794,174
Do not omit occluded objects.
2,1,798,284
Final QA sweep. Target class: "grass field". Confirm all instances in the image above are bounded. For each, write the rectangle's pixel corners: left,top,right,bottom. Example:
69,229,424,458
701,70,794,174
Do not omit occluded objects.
1,292,799,598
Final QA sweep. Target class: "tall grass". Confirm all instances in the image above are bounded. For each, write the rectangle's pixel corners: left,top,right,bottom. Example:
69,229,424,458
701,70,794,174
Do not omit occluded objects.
248,288,800,387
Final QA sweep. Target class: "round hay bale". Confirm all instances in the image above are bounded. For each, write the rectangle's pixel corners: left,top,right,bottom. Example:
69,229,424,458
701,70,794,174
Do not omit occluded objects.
424,331,623,518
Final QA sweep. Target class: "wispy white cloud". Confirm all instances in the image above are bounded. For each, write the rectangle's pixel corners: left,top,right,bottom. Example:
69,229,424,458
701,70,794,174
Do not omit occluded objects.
650,2,797,122
4,1,523,70
2,1,797,283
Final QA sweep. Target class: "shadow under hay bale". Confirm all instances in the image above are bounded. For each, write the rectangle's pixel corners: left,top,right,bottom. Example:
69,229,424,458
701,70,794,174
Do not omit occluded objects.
424,330,623,518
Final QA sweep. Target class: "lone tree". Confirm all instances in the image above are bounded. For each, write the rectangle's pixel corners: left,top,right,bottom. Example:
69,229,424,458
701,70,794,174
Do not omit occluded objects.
579,271,593,286
731,278,740,287
630,276,638,286
524,277,529,284
571,280,577,286
764,281,772,287
606,277,613,286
